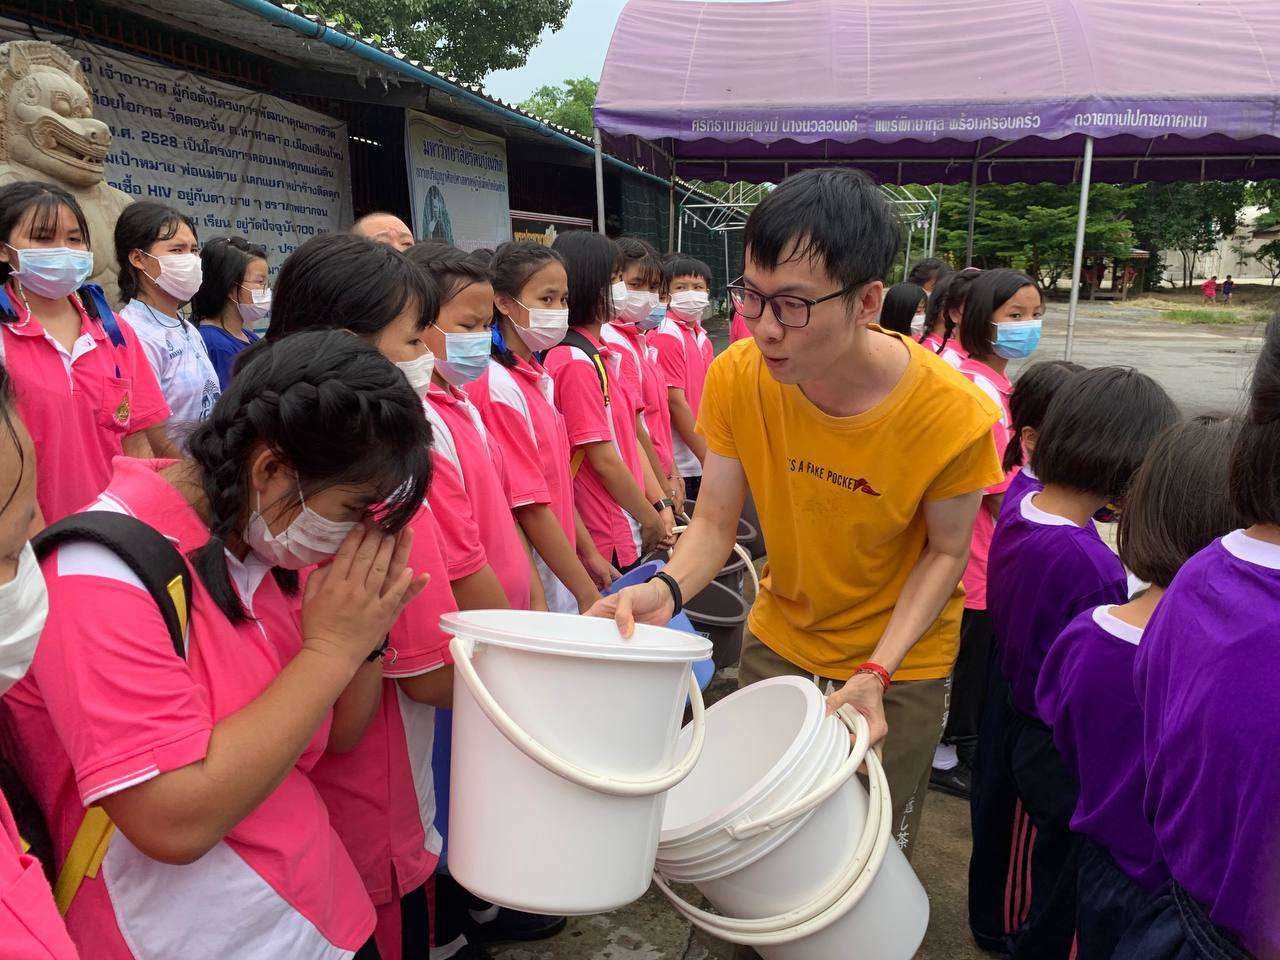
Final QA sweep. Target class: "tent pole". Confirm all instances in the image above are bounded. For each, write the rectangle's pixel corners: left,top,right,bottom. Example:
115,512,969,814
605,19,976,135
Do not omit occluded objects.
929,190,940,257
903,223,913,279
667,178,676,252
677,210,684,251
1065,136,1095,362
593,128,607,235
965,162,978,266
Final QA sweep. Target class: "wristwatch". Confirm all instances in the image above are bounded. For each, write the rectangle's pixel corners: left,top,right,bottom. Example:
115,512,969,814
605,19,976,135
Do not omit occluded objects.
653,497,674,513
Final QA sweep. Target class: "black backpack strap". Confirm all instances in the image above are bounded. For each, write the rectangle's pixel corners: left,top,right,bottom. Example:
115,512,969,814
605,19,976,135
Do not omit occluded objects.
31,511,190,659
560,329,610,407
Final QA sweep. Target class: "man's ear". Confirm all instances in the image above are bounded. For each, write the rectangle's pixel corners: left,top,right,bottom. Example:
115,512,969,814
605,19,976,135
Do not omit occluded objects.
851,280,885,328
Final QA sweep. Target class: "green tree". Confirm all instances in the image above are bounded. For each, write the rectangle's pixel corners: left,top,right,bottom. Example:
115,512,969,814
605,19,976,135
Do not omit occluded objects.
1132,182,1248,287
934,182,1139,290
305,0,571,84
519,77,598,136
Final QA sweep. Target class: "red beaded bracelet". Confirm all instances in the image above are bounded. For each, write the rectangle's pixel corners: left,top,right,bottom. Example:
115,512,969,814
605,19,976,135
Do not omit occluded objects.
853,661,892,692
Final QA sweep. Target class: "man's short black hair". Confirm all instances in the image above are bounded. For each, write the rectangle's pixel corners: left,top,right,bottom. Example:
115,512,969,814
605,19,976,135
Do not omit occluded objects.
744,169,901,291
906,257,948,288
1119,416,1243,588
662,255,712,287
1031,366,1180,503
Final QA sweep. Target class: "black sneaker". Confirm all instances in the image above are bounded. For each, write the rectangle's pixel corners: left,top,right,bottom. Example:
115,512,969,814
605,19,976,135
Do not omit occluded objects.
929,763,972,799
467,908,567,945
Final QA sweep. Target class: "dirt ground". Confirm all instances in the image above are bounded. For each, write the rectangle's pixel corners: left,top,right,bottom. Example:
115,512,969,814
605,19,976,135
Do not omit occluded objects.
488,303,1260,960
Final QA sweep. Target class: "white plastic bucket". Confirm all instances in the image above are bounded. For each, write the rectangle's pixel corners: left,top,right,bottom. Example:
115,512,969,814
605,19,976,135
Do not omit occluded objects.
444,609,712,915
654,677,929,960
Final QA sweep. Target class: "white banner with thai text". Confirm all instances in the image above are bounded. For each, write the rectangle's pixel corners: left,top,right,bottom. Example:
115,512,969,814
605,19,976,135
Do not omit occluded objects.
0,18,352,267
404,110,510,252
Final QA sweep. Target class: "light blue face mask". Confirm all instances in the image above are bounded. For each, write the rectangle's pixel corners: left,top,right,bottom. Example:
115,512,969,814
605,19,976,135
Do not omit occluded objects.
639,303,666,332
993,318,1042,360
9,245,93,300
437,330,492,386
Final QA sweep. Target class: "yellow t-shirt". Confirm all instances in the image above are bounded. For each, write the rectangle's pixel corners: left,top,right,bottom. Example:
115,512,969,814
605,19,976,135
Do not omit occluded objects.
697,329,1002,681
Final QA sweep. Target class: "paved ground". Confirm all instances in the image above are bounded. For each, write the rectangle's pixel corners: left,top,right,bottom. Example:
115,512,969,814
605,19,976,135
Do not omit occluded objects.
490,304,1260,960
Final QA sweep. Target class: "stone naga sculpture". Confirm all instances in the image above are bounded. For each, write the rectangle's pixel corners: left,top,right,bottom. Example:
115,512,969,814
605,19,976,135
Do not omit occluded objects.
0,41,131,301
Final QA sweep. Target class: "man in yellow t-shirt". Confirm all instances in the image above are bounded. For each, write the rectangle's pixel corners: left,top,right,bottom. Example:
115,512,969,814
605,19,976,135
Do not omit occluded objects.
594,169,1001,869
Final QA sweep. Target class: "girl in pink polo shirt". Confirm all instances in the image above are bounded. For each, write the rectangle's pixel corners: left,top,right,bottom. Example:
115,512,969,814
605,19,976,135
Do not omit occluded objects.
0,182,170,523
259,234,460,960
0,362,78,958
2,330,432,959
653,255,715,502
920,267,980,370
608,238,683,518
472,241,613,613
544,232,673,570
932,270,1044,794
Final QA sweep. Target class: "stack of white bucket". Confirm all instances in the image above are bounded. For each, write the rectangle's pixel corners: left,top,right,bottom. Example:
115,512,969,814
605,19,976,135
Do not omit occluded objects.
443,612,929,960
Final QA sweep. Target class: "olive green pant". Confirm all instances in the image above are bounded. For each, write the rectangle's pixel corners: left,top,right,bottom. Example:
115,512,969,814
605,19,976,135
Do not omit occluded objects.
737,627,950,863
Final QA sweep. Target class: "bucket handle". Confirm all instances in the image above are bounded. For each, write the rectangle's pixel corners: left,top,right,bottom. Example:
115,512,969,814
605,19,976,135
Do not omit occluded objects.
652,708,895,946
449,635,706,799
672,523,760,598
724,703,870,841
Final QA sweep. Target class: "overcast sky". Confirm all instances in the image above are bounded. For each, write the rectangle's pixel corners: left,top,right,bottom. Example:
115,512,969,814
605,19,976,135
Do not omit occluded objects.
483,0,630,105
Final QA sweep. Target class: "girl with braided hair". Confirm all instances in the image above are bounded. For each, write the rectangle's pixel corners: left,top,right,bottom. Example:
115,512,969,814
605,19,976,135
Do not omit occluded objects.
920,266,980,368
2,330,432,959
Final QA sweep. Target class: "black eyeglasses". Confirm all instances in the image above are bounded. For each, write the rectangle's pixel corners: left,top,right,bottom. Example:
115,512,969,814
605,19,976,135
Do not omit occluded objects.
727,278,866,329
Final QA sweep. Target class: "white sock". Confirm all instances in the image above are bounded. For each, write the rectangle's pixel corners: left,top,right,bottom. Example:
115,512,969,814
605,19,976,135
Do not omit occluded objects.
933,742,959,771
430,935,469,960
469,904,500,924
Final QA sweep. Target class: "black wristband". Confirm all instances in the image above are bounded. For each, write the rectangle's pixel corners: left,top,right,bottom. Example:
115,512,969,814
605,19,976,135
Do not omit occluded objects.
366,636,390,663
649,571,683,616
653,498,673,513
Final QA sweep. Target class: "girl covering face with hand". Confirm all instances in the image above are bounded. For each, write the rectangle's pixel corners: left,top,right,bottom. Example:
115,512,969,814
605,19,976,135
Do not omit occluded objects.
2,331,431,960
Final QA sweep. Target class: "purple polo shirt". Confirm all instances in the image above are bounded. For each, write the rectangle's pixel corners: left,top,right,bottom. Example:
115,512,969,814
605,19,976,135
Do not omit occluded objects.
988,492,1127,718
1035,605,1167,891
998,465,1042,524
1136,531,1280,958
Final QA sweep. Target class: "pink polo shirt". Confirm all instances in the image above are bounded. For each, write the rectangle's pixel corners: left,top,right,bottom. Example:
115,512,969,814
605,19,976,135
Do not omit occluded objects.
0,287,169,523
0,791,78,958
467,356,577,612
544,331,645,568
423,383,532,610
922,333,967,370
603,321,675,476
957,356,1014,610
309,502,453,917
651,315,712,477
1,458,373,958
729,310,752,344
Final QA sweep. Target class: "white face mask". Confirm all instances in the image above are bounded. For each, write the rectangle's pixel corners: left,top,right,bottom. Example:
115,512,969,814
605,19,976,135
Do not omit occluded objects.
437,330,492,386
512,305,568,352
0,543,48,697
8,246,93,300
244,485,356,570
910,312,927,338
610,280,629,313
147,252,203,302
669,289,709,321
396,349,436,395
618,289,658,324
236,286,272,325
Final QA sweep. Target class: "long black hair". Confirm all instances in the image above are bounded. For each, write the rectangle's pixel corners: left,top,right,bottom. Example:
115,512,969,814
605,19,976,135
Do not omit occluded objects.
191,236,268,324
265,233,437,341
879,282,927,336
489,241,564,368
1003,360,1085,473
113,201,198,305
185,330,432,622
1230,314,1280,525
553,231,619,328
0,181,90,288
958,268,1041,360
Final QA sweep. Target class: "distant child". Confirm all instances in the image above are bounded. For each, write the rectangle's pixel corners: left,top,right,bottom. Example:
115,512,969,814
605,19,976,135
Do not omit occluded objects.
653,255,715,500
920,267,980,368
879,281,928,337
1035,416,1242,960
999,360,1085,522
1201,274,1218,304
907,257,949,294
1121,317,1280,960
932,270,1044,797
1221,273,1235,303
972,366,1179,959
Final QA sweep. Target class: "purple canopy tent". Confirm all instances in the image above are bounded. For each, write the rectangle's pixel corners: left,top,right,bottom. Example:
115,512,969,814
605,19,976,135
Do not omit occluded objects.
591,0,1280,357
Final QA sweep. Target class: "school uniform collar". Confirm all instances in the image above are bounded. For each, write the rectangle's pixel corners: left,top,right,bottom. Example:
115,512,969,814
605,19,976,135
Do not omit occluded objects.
3,282,100,341
426,380,468,405
1020,491,1085,528
1222,529,1280,570
960,355,1012,394
1092,605,1144,646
